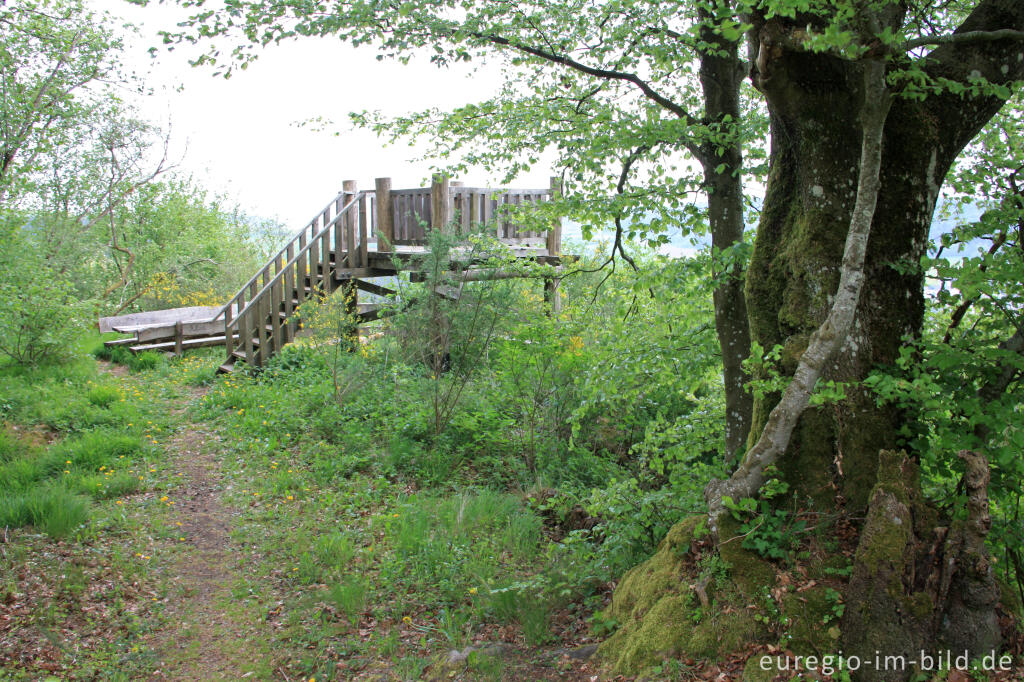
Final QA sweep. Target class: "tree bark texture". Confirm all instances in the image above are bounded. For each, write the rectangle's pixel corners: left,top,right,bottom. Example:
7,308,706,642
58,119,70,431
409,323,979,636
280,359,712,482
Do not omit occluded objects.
732,2,1024,673
698,19,754,462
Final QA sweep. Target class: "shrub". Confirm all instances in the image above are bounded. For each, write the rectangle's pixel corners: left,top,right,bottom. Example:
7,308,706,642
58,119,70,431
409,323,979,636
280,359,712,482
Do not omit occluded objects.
87,384,121,407
0,228,91,366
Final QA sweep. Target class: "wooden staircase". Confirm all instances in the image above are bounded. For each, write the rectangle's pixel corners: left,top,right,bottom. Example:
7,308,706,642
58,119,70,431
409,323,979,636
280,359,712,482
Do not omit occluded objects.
212,187,377,373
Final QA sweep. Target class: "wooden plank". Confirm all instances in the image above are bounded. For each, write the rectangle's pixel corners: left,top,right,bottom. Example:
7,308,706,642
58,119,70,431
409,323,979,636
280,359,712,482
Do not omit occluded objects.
354,279,397,297
99,306,220,333
255,295,268,368
308,233,322,298
130,334,235,353
270,278,282,356
297,229,309,295
548,176,562,256
419,190,428,238
451,187,461,233
432,284,461,301
103,337,138,348
468,191,479,230
391,193,399,242
114,319,226,342
320,214,332,294
337,191,348,268
283,259,295,312
390,187,436,196
434,186,549,195
430,176,450,232
370,195,377,245
344,181,358,269
393,193,403,242
356,303,385,322
224,305,234,357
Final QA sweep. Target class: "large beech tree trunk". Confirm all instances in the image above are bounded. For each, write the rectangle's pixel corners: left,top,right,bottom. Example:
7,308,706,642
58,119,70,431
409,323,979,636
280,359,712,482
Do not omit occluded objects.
738,4,1024,673
746,56,942,512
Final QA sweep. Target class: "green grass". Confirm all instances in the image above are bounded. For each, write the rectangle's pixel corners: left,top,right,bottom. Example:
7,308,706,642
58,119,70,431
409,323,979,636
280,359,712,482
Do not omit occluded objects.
87,384,122,407
0,345,167,537
53,430,149,470
0,486,89,538
327,577,368,624
93,343,166,373
0,427,153,534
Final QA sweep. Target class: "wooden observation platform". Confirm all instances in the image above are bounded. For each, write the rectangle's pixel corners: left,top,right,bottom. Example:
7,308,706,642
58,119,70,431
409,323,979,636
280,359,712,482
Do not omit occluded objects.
101,175,567,373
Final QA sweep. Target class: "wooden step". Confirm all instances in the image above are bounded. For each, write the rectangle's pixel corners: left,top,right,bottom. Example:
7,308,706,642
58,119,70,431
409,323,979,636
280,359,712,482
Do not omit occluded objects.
104,337,138,347
129,335,230,353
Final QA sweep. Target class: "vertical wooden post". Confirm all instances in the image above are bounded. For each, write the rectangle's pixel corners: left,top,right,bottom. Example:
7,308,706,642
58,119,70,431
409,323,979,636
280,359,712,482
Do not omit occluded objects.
342,179,357,269
358,193,369,267
338,182,359,346
283,243,295,341
255,295,268,368
174,320,183,357
545,176,563,315
375,177,393,250
431,173,451,232
224,305,234,357
547,176,563,257
450,180,463,235
242,309,254,367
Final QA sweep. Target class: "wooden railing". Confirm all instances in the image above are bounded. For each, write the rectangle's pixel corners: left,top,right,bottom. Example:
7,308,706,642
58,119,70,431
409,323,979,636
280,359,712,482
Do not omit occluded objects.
221,189,370,368
377,180,555,246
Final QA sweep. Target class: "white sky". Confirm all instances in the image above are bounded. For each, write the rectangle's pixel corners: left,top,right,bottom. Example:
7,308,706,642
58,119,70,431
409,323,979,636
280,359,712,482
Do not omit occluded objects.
93,0,551,225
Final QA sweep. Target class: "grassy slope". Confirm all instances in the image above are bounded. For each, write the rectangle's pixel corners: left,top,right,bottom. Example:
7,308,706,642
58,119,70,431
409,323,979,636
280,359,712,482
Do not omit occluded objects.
0,342,605,681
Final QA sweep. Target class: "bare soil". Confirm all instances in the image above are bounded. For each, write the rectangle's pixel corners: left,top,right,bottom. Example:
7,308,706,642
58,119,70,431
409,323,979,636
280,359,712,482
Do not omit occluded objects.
143,386,273,680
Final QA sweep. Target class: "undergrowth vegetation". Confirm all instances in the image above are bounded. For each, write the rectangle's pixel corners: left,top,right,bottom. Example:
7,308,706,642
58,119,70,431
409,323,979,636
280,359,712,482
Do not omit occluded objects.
170,239,729,676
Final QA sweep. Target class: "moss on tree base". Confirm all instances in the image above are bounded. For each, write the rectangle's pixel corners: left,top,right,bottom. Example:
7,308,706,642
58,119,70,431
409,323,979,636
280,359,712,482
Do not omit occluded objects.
596,516,775,676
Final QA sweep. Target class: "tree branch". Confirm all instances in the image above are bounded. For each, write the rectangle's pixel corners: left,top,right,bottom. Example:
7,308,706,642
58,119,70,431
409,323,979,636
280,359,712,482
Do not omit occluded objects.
474,32,701,129
921,0,1024,149
902,28,1024,52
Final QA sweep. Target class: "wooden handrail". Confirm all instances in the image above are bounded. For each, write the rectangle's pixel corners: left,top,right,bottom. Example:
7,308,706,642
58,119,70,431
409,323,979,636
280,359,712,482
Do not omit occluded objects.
226,192,365,330
213,189,375,322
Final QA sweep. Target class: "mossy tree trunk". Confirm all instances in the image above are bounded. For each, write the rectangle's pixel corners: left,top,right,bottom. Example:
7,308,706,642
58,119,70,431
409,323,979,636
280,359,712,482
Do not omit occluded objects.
745,56,940,513
735,5,1024,674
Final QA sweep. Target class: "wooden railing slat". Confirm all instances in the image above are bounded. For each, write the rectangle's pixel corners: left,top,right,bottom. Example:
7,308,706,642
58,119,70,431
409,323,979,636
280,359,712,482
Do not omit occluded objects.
359,193,369,267
243,309,254,365
270,278,282,356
